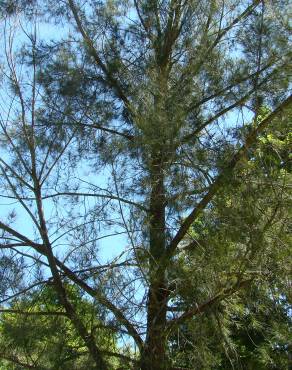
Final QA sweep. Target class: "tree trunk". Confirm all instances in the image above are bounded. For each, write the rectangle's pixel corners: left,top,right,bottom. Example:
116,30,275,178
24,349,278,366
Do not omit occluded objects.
140,279,169,370
140,152,170,370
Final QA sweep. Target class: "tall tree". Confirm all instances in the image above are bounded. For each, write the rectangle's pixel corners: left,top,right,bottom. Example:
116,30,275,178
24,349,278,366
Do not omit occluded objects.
0,0,291,368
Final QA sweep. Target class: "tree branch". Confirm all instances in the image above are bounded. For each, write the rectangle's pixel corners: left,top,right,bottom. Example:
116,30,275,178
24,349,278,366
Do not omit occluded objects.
67,0,131,108
166,95,292,258
182,67,282,143
167,279,252,330
0,353,37,369
0,220,143,351
0,309,67,316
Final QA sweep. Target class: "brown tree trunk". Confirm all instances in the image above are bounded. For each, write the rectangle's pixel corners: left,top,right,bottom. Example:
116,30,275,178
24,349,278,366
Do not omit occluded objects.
140,153,170,370
140,279,170,370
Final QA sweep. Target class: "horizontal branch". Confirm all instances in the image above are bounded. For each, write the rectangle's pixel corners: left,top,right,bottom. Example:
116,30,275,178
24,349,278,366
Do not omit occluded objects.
75,122,134,140
0,309,67,316
73,260,137,275
0,192,148,212
54,120,135,141
0,242,32,248
43,192,148,211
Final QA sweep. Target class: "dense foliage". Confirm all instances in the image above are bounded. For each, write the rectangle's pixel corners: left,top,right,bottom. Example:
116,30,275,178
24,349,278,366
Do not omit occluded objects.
0,286,122,369
168,114,291,369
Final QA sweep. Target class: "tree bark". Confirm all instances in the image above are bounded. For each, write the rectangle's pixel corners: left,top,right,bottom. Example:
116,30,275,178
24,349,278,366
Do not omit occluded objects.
140,152,170,370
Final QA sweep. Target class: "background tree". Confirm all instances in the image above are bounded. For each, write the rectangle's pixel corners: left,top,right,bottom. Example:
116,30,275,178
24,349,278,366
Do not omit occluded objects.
168,112,291,369
0,0,291,369
0,285,126,369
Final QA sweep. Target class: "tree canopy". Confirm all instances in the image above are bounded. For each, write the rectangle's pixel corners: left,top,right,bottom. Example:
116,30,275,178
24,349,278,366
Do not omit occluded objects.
0,0,291,369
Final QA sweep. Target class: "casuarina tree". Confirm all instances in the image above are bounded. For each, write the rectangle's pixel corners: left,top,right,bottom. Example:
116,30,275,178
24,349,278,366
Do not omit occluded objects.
0,0,291,368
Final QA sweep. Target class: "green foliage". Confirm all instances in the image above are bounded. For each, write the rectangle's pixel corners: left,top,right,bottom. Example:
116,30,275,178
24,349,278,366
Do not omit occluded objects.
0,1,291,368
0,285,119,369
168,113,291,369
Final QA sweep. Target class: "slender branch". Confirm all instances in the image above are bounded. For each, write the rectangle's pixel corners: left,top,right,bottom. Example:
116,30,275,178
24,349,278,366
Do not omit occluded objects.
134,0,154,42
0,163,41,232
67,0,131,108
54,256,144,351
0,157,33,190
61,120,134,141
40,129,77,185
166,95,292,258
182,67,282,143
167,279,252,330
0,353,37,369
216,0,262,41
44,191,148,212
178,0,262,86
72,260,137,275
185,60,275,115
0,279,51,305
0,191,148,211
0,309,67,316
0,220,143,351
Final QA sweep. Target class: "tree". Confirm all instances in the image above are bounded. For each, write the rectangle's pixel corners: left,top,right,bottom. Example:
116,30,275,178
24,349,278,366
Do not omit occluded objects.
0,1,291,369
